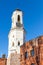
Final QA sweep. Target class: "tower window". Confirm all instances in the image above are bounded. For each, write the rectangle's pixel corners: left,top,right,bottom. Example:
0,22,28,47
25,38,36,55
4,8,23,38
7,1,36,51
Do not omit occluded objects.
18,41,20,46
12,42,14,46
18,15,20,22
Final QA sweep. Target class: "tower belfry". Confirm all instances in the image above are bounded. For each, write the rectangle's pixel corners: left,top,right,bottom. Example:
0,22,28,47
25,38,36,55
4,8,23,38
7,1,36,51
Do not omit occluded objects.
7,9,25,65
11,9,23,29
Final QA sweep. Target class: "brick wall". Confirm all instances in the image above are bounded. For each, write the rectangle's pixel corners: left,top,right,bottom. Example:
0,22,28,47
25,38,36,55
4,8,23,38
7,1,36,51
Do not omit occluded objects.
20,36,43,65
0,58,7,65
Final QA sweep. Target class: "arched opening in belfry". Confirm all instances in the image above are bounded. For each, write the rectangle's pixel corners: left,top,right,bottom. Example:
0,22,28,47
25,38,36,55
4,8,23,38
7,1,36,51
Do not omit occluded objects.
18,15,20,22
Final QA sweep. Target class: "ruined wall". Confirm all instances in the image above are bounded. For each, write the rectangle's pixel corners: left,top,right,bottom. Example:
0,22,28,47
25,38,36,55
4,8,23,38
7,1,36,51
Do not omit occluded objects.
0,58,7,65
20,36,43,65
38,36,43,65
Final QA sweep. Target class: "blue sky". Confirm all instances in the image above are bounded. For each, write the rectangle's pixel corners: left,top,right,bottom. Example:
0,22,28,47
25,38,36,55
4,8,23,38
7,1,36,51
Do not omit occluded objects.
0,0,43,57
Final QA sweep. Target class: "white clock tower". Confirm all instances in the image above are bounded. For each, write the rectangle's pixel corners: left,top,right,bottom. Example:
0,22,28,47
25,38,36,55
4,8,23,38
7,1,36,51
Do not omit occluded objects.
7,9,25,65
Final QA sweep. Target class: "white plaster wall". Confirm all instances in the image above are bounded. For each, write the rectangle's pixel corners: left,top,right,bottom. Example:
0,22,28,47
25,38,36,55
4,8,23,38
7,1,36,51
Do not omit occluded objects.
8,28,24,55
8,10,24,56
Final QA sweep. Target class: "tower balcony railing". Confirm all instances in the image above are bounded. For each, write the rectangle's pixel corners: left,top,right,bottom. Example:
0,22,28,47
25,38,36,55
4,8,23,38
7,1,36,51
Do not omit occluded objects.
16,22,23,27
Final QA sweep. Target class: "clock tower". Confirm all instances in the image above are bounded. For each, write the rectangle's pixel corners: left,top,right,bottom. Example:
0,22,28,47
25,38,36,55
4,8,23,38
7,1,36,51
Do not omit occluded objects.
7,9,25,65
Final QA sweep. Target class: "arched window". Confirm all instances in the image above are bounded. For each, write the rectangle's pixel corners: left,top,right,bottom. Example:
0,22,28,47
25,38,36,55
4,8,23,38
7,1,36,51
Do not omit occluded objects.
25,52,28,59
18,15,20,22
18,41,20,46
12,42,14,46
30,49,34,56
